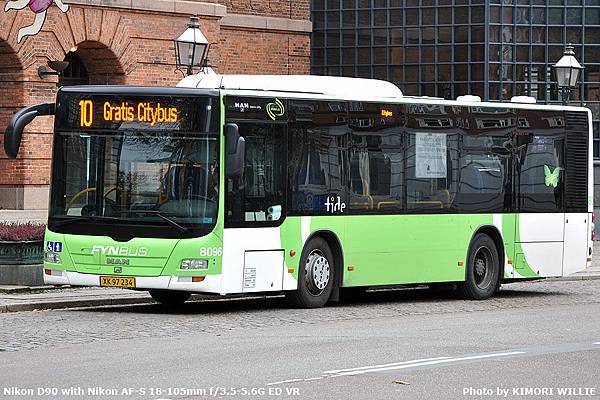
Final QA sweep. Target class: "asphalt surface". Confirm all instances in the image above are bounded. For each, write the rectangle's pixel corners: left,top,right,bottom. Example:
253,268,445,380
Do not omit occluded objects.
1,279,599,400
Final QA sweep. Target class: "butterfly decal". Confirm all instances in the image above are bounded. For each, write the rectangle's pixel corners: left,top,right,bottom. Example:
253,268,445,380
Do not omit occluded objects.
544,165,560,188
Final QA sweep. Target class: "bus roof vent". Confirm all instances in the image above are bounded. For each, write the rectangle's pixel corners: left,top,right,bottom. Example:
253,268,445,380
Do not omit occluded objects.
456,95,482,102
511,96,537,104
178,74,404,99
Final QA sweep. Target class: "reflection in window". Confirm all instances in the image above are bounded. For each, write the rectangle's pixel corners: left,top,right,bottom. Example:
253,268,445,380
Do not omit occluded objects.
516,7,529,24
458,134,508,212
517,111,565,212
289,102,349,215
566,8,582,24
404,105,457,212
226,123,285,224
349,132,403,212
405,131,457,211
548,8,564,24
531,8,546,24
57,131,220,226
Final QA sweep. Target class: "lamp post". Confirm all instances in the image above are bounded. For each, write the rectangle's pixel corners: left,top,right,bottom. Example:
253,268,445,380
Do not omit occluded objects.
174,15,210,76
552,44,584,105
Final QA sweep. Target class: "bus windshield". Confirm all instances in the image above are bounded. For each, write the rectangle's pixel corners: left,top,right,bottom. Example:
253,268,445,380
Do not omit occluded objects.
49,130,219,237
48,91,220,239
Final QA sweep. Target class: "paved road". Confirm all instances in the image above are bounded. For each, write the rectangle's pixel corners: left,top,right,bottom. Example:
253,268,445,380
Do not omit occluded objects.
1,279,600,400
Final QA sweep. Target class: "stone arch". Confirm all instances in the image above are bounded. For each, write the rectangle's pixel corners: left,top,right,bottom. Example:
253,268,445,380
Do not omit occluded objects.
60,41,126,86
0,38,26,207
0,39,24,126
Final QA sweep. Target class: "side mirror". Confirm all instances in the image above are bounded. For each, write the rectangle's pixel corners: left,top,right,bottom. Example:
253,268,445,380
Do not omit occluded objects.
4,103,55,158
225,123,245,179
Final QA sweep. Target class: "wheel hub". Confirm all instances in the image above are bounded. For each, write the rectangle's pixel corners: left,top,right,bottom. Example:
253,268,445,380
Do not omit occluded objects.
305,250,330,295
473,246,493,289
475,257,486,276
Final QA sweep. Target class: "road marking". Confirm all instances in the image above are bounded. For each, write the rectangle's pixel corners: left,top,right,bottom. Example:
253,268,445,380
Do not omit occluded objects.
329,351,525,377
323,357,451,374
268,351,526,386
594,342,600,345
267,379,303,386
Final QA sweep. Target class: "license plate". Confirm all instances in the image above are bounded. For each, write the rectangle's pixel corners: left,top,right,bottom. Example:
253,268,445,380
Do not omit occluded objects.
99,276,136,288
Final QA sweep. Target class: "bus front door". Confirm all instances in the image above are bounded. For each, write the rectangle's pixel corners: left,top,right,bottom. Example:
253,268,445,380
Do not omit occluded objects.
223,122,288,294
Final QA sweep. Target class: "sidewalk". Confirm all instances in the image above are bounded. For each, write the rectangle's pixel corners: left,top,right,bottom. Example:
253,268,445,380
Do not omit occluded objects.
1,245,599,313
0,286,155,313
565,242,600,280
547,241,600,281
557,265,600,281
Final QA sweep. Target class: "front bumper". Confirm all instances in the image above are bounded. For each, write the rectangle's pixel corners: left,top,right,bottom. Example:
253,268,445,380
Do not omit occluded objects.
44,270,221,293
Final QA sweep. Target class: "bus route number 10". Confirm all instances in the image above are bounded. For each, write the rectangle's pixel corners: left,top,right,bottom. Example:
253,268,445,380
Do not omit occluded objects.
79,100,93,127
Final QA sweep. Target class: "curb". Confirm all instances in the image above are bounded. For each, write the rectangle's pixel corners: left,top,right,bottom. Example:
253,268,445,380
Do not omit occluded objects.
0,285,70,294
0,293,247,314
1,275,599,314
0,296,155,313
546,274,600,282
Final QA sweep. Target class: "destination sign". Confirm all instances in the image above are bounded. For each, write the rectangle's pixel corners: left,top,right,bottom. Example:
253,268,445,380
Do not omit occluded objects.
56,93,218,132
79,100,179,127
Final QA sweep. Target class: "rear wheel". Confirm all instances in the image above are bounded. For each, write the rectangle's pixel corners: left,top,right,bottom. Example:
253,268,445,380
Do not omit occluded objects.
149,290,191,306
285,237,335,308
458,233,500,300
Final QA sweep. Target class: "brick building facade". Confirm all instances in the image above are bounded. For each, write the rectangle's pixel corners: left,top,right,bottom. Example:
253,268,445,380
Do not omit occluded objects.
0,0,311,215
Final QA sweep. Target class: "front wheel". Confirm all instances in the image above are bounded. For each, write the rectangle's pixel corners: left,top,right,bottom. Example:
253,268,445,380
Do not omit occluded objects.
458,233,500,300
149,290,191,306
285,237,335,308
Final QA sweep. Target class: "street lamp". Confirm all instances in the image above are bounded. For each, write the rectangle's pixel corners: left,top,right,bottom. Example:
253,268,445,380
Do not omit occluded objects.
38,60,69,79
552,44,584,105
174,15,210,76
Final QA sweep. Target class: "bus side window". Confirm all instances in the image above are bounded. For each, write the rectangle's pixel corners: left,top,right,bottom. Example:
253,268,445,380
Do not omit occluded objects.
288,100,349,215
516,110,565,213
457,136,508,213
405,131,457,211
347,102,403,214
225,122,286,226
404,104,458,212
455,106,513,213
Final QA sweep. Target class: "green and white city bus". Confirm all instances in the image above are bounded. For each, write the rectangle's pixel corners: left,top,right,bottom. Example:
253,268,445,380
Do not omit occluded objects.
4,75,594,307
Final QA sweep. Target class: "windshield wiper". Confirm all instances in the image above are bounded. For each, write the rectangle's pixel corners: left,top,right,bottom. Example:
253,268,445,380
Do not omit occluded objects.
52,212,189,233
51,216,89,227
51,215,124,227
126,210,188,233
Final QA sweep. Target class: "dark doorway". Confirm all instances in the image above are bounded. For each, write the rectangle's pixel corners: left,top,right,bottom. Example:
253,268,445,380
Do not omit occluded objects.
59,52,89,86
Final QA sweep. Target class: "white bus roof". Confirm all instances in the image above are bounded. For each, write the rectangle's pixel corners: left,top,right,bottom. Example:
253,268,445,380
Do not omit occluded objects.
177,74,404,99
177,74,590,113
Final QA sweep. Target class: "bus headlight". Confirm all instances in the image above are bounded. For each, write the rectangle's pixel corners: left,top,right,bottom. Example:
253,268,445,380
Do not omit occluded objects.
44,252,62,264
180,259,208,270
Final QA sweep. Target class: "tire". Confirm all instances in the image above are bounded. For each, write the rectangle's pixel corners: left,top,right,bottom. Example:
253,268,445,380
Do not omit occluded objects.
285,237,335,308
458,233,500,300
149,290,191,306
494,282,502,294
